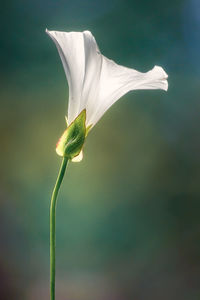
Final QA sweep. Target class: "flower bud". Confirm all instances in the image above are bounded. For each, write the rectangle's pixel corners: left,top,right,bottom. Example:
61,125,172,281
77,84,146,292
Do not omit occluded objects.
56,110,86,159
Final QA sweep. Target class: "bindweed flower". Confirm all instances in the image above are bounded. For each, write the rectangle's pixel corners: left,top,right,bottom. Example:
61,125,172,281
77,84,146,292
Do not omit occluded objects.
47,29,169,300
46,29,168,162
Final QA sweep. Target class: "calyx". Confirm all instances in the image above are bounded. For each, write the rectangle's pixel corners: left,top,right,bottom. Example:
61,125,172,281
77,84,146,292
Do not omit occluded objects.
56,110,86,159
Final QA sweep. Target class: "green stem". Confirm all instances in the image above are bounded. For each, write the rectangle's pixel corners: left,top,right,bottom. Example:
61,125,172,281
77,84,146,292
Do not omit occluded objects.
50,157,68,300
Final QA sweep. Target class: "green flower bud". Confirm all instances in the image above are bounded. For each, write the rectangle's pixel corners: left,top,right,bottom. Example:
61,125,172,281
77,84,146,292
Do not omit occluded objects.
56,110,86,159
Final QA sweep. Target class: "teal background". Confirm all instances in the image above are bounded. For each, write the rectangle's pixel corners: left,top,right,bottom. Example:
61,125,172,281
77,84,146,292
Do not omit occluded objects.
1,0,200,299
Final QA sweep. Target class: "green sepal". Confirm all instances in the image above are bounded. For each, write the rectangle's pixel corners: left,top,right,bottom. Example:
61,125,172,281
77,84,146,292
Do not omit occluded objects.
56,110,86,159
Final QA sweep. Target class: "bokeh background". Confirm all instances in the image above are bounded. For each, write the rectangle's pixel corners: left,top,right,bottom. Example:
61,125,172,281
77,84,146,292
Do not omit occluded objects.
1,0,200,299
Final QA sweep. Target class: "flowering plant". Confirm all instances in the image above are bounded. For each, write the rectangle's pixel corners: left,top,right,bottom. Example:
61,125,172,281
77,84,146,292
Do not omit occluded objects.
46,29,168,300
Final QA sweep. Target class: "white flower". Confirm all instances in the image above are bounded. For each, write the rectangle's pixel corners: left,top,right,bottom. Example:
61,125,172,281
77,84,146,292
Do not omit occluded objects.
46,29,168,161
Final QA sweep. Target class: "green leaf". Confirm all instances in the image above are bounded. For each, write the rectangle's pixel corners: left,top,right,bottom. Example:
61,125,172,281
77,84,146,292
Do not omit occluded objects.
56,110,86,159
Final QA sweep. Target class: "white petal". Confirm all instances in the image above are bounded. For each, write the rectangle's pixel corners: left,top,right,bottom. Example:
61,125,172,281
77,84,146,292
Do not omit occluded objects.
78,31,102,114
47,29,168,128
46,29,102,125
46,29,85,124
86,58,168,126
71,150,83,162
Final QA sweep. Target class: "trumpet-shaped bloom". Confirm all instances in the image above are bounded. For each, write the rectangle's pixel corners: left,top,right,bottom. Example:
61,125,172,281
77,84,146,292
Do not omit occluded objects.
46,29,168,161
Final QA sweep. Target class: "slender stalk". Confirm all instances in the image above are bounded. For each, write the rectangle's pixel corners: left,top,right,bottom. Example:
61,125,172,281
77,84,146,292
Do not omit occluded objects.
50,157,68,300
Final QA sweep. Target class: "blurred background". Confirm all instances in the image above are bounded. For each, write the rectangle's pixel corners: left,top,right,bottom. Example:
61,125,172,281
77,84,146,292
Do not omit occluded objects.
1,0,200,299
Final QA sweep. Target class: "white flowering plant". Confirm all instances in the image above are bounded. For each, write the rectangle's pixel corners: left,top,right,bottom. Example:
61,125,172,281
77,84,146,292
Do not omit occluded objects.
46,29,168,300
